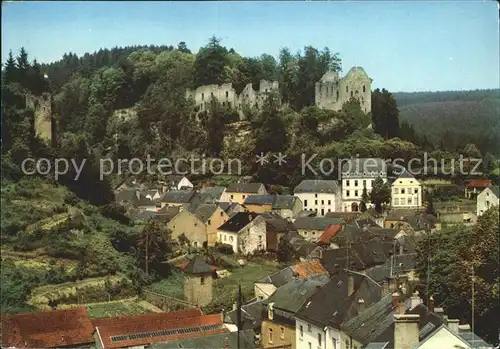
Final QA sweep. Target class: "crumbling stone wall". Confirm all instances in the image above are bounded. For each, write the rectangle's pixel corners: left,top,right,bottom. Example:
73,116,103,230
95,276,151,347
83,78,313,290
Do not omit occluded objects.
26,93,53,143
315,66,372,113
186,80,280,119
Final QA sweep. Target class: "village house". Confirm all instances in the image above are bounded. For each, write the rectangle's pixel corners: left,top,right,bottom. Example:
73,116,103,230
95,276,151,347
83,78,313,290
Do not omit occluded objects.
390,168,423,209
294,270,384,349
341,158,388,212
167,203,228,247
280,231,324,261
159,189,196,208
259,212,298,251
224,299,267,333
199,185,226,202
293,217,345,242
254,260,329,301
476,185,499,216
293,180,341,216
220,182,268,204
465,179,492,199
92,308,228,349
144,188,162,201
272,195,303,219
216,212,267,254
384,209,440,233
244,195,276,213
1,307,95,349
261,277,330,349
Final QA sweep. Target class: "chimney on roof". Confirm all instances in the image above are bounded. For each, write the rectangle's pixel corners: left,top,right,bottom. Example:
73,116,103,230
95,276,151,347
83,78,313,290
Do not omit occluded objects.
348,274,354,296
434,307,445,319
447,318,460,334
410,290,422,310
394,314,420,349
428,295,435,313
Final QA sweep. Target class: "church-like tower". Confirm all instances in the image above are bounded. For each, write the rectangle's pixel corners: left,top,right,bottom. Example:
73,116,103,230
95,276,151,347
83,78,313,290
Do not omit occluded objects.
315,66,373,113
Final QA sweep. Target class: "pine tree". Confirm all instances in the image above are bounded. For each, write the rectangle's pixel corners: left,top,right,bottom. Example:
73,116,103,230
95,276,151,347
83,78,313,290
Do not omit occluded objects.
3,50,17,83
16,47,30,87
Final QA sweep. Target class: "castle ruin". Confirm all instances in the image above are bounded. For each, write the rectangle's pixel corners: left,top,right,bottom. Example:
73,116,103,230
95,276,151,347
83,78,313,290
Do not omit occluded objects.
26,93,55,145
315,66,372,113
185,66,372,117
185,80,279,119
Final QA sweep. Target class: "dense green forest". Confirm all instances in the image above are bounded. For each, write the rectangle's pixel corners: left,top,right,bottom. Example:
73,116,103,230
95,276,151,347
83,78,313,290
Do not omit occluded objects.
394,89,500,155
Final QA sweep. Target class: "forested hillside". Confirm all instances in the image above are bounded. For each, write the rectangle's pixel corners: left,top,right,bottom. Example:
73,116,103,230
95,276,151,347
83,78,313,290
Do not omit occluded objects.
394,89,500,155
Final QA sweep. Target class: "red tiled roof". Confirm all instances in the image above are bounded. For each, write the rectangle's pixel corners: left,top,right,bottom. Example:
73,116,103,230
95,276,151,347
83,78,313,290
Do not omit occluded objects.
1,307,94,348
317,224,343,245
177,262,217,272
93,309,227,349
466,179,492,188
291,259,329,279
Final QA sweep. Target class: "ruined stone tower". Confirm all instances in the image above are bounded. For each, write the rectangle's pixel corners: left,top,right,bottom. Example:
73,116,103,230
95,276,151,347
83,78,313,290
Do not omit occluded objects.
26,92,55,145
315,66,372,113
182,255,214,307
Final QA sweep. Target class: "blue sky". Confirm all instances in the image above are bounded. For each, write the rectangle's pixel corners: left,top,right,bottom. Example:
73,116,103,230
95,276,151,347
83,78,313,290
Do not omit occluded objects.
2,1,499,92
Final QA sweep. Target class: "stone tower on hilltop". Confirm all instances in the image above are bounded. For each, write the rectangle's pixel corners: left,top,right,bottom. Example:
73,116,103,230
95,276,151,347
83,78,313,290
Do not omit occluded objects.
315,66,373,113
26,92,55,146
182,255,215,307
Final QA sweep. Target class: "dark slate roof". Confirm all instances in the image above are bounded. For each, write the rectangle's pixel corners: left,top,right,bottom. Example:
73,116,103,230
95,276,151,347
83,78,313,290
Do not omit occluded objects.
297,210,317,218
115,189,139,203
193,204,218,223
366,253,418,283
182,255,214,275
244,195,275,205
325,211,361,223
394,168,416,180
341,158,387,176
272,195,299,209
160,189,195,204
397,213,438,231
342,294,395,344
280,232,321,258
163,175,186,186
488,185,499,198
458,328,492,348
365,343,389,349
293,180,340,194
295,270,383,328
136,196,157,207
225,299,266,332
189,192,218,212
155,206,181,222
355,218,380,228
256,266,295,287
217,212,259,233
149,329,257,349
218,201,241,214
260,212,297,233
264,276,330,314
331,225,397,248
226,183,264,194
293,217,345,231
199,186,226,199
367,303,445,347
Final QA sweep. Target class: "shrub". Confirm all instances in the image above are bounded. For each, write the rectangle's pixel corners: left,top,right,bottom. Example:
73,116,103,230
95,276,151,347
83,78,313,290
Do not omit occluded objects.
215,243,234,255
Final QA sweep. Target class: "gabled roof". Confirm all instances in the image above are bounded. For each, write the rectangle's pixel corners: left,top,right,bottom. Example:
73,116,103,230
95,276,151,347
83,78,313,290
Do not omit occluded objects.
295,270,383,328
92,310,225,349
193,203,219,223
224,299,266,332
317,224,343,245
149,328,257,349
199,186,226,199
272,195,299,209
486,185,500,198
189,192,218,212
466,179,492,188
260,212,297,233
341,158,387,176
155,205,181,221
161,189,196,204
181,255,215,274
393,168,416,180
294,180,340,194
256,260,329,286
1,307,94,348
226,182,264,193
244,195,275,205
264,276,330,314
293,217,345,231
217,212,260,233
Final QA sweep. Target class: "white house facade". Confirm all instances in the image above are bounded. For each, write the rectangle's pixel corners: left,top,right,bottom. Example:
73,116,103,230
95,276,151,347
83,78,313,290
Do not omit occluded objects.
341,158,388,212
294,180,341,216
295,318,342,349
391,169,423,209
216,213,267,254
476,185,499,217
